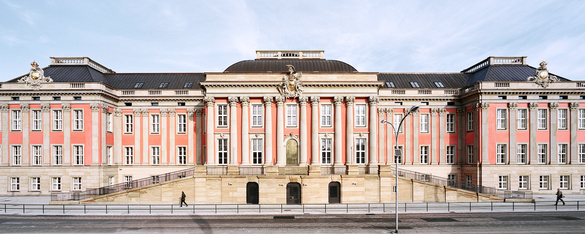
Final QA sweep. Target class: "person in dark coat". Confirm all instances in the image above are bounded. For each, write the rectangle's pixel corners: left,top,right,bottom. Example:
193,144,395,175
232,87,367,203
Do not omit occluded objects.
180,191,188,207
555,188,565,206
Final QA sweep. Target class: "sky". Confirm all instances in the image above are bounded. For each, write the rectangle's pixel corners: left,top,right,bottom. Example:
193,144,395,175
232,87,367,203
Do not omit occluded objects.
1,0,585,81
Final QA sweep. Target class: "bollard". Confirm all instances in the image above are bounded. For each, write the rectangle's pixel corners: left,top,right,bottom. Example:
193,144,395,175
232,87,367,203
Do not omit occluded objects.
469,202,471,211
259,204,261,213
346,203,349,213
448,202,450,212
491,202,493,211
303,204,305,213
534,201,536,211
149,205,151,214
84,205,86,214
43,205,45,214
237,204,239,214
578,201,580,210
426,203,428,212
368,203,370,213
383,203,385,213
128,205,130,214
280,204,283,213
512,202,514,211
214,204,217,214
23,204,25,214
63,205,65,214
106,205,108,214
405,203,407,212
324,204,327,214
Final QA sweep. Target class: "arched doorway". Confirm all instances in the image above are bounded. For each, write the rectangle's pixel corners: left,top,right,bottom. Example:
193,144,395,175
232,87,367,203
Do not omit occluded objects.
286,182,301,204
328,182,341,204
286,139,299,166
246,182,259,204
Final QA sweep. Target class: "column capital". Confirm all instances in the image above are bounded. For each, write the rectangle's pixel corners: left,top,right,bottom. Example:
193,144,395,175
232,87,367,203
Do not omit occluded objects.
410,107,420,116
549,102,559,110
386,108,394,114
90,103,100,112
142,109,150,117
334,96,344,106
570,102,580,110
240,96,250,106
529,102,538,110
299,96,308,105
195,109,203,116
368,96,379,105
160,109,168,117
310,96,320,105
168,109,176,117
275,96,285,105
133,109,142,115
377,108,386,114
263,96,273,105
114,108,122,117
473,103,481,112
431,108,439,114
481,102,490,110
439,108,446,115
0,104,8,112
187,108,195,116
21,104,29,112
456,108,466,115
204,97,215,106
62,104,71,112
508,102,518,110
41,104,51,112
345,96,355,105
101,104,110,113
228,96,239,106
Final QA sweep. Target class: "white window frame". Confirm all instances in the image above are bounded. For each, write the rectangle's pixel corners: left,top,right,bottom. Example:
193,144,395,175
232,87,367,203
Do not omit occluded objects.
106,146,113,165
151,146,160,165
106,112,113,132
73,109,83,131
394,114,403,133
498,175,508,189
420,114,429,133
53,145,63,165
446,145,455,164
448,174,456,187
30,177,41,191
580,144,585,164
177,146,187,165
124,146,134,165
11,110,21,131
517,144,527,164
355,104,366,127
73,145,84,165
53,110,63,131
321,138,332,164
537,109,547,130
517,109,527,130
72,177,82,191
496,144,507,164
558,109,568,130
467,145,473,164
539,175,549,190
558,144,568,164
496,109,507,130
151,114,160,134
466,175,472,189
537,144,547,164
355,138,366,164
580,175,585,189
124,176,133,189
217,138,228,165
32,145,42,165
320,104,332,127
12,145,21,165
518,175,529,189
10,177,20,191
51,177,61,191
217,104,228,127
32,109,42,131
467,112,473,131
251,138,263,165
251,104,263,127
286,104,298,127
420,146,429,164
108,176,114,186
560,175,570,189
177,114,187,133
579,109,585,129
124,114,133,134
446,114,455,133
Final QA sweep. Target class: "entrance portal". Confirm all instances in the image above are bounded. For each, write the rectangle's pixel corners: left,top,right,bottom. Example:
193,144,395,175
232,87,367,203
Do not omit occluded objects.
286,139,299,166
246,182,259,204
286,182,301,204
328,182,341,203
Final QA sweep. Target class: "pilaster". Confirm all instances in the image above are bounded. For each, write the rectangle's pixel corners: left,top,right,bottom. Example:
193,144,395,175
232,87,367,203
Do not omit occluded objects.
549,102,558,165
299,96,308,166
195,109,203,165
187,108,195,165
345,96,355,165
63,104,71,165
413,108,419,164
263,96,273,166
1,104,9,166
378,108,385,165
276,96,285,166
386,108,393,165
570,102,579,163
168,109,176,165
368,96,379,173
529,102,538,164
456,108,466,164
91,103,100,165
133,109,142,165
334,96,343,167
42,104,51,165
311,96,320,165
160,109,168,165
113,108,122,165
240,97,250,165
21,104,29,166
480,103,490,164
229,96,238,165
508,103,517,163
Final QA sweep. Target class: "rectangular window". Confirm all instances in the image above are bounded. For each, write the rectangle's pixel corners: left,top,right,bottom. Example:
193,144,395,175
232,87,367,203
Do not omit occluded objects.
12,110,21,131
151,176,160,184
519,175,529,189
124,147,133,165
73,110,83,130
446,145,455,164
581,175,585,189
517,144,527,164
466,175,472,189
560,175,570,189
467,112,473,131
558,144,568,164
420,114,429,133
496,109,507,130
286,105,297,127
321,138,332,164
537,144,547,164
32,145,42,165
498,176,508,189
537,109,547,130
394,114,403,133
446,114,455,133
177,146,187,165
151,114,160,134
355,104,366,127
73,145,84,165
558,109,568,130
579,109,585,129
217,139,228,165
32,110,42,131
151,146,160,165
252,139,263,164
580,144,585,164
517,109,527,130
53,110,63,131
53,145,63,165
496,144,507,164
52,177,61,191
252,104,263,127
394,146,403,164
217,104,228,127
318,104,331,127
106,112,112,132
539,175,549,189
124,176,133,189
108,176,114,186
106,146,113,165
448,175,456,187
10,177,19,191
124,115,133,133
177,114,187,133
467,145,473,164
31,177,40,191
420,146,429,164
73,177,82,190
355,138,366,164
12,145,21,165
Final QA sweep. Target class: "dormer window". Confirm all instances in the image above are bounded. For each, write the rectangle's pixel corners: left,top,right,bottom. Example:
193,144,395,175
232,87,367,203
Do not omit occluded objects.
134,83,144,88
434,82,444,88
184,83,193,88
159,83,168,88
386,82,395,88
410,82,420,88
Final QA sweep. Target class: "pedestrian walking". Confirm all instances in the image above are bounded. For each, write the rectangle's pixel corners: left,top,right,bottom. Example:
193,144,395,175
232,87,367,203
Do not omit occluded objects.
180,191,188,207
555,188,565,206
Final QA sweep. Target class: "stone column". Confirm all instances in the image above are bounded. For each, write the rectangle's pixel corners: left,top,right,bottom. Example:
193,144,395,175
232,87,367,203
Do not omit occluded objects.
378,108,385,165
169,109,176,165
1,105,9,166
570,103,579,163
405,108,414,165
457,108,466,164
437,109,445,164
91,103,101,165
205,97,215,165
160,109,168,165
334,96,344,167
229,96,238,165
263,97,273,165
114,108,122,165
311,96,320,165
550,102,558,165
133,109,141,165
386,108,393,165
21,104,29,165
345,96,355,165
240,97,250,165
63,104,71,165
187,108,195,165
100,105,108,165
508,103,517,164
473,104,480,164
142,109,149,165
299,96,308,166
195,109,203,165
368,96,379,173
413,109,420,164
42,104,51,165
529,102,538,164
276,96,285,166
481,103,490,164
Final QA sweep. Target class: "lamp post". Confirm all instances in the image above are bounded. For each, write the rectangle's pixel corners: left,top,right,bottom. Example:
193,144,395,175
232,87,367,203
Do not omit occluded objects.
381,105,418,233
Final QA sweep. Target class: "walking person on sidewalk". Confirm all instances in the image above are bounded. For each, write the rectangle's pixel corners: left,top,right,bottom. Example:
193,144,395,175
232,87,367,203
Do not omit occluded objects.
180,191,188,207
555,188,565,206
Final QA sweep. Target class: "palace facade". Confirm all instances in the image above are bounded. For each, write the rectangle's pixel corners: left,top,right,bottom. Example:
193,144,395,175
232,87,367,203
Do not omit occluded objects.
1,51,584,203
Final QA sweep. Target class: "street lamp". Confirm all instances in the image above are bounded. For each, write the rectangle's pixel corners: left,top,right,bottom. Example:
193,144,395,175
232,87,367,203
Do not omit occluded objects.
381,105,418,233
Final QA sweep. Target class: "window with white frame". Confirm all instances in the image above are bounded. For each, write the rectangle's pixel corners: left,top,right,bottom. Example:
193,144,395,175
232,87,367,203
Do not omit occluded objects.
580,175,585,189
252,138,263,164
446,145,455,164
106,112,112,132
10,177,19,191
73,145,84,165
496,144,507,164
446,114,455,133
32,145,42,165
151,114,160,133
448,175,456,187
178,146,187,165
539,175,549,189
579,109,585,129
466,175,472,189
52,177,61,191
73,177,82,190
106,146,113,165
558,144,568,164
420,146,429,164
321,138,332,164
151,146,160,165
560,175,570,189
124,176,132,189
32,110,42,131
152,175,160,184
177,114,187,133
517,109,527,130
124,115,133,133
467,145,473,164
31,177,40,191
108,176,114,186
394,146,403,164
53,145,62,165
73,109,83,130
217,138,228,165
519,175,529,189
12,145,21,165
537,109,547,130
11,110,21,131
467,112,473,131
517,144,527,164
496,109,507,130
580,144,585,164
558,109,568,130
537,144,547,164
252,104,263,127
394,114,403,132
355,138,366,164
498,176,508,189
217,104,228,127
321,104,332,127
420,114,429,133
286,104,297,127
124,147,133,165
53,110,63,131
355,104,366,127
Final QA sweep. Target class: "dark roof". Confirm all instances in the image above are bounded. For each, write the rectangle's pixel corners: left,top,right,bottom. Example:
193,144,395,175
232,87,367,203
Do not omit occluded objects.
8,65,108,83
465,64,570,86
224,59,358,73
105,73,205,89
378,73,469,89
